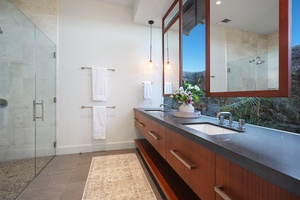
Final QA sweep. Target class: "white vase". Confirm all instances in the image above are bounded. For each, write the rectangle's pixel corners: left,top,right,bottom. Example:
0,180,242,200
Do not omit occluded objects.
179,103,194,113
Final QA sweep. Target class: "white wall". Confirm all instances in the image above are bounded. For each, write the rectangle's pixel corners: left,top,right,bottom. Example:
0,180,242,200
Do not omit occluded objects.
210,24,227,92
57,0,162,154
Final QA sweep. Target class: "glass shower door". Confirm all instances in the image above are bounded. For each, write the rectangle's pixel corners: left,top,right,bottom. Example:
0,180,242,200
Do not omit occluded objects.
34,27,56,173
0,0,36,198
0,0,56,199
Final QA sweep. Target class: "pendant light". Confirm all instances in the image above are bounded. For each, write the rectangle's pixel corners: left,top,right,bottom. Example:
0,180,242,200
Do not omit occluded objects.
148,20,154,67
166,32,171,70
144,20,158,69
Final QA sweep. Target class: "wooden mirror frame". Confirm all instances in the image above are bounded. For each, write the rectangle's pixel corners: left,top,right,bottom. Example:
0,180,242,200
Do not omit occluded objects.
162,0,182,96
206,0,292,97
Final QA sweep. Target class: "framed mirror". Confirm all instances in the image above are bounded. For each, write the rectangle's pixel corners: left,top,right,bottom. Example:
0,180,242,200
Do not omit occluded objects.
206,0,291,97
163,0,182,96
164,20,180,95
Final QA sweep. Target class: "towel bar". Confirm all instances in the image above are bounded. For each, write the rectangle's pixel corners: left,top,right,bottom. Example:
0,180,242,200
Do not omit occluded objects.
81,106,115,109
81,67,115,71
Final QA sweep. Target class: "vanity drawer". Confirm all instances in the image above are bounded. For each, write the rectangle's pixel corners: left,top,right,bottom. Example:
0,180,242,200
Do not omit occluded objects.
134,111,148,137
166,128,215,200
147,118,166,159
215,155,300,200
166,128,190,183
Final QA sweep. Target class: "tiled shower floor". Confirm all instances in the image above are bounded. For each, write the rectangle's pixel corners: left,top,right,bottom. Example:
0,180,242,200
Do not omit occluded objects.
0,156,53,200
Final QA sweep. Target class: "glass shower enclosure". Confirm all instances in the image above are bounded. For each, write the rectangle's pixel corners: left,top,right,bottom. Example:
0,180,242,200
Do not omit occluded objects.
227,50,279,91
0,0,56,199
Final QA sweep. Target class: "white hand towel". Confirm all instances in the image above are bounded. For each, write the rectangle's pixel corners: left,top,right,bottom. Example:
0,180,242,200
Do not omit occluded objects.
164,82,173,94
143,82,152,99
92,106,106,139
92,68,107,101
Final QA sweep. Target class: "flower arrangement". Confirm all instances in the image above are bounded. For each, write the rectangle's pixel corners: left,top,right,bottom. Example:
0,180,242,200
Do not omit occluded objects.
170,82,203,105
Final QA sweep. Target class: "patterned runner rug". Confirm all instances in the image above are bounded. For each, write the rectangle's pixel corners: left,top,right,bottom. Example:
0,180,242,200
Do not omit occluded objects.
82,153,157,200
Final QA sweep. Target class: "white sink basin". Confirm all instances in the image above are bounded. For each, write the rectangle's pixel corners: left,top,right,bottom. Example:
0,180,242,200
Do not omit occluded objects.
183,123,240,135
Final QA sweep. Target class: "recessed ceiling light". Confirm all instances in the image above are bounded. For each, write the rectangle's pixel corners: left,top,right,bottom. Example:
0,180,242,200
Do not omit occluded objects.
216,1,222,5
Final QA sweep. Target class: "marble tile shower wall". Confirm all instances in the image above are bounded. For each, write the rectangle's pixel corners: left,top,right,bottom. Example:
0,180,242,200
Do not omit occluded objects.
10,0,57,44
226,27,279,91
0,0,55,161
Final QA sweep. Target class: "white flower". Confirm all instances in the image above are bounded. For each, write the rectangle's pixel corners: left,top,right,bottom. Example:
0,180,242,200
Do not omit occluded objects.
170,84,203,104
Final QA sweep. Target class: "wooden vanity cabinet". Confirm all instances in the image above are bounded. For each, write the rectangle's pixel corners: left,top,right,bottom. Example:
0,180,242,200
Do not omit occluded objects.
134,110,300,200
146,118,166,159
134,111,148,137
166,128,215,200
215,155,300,200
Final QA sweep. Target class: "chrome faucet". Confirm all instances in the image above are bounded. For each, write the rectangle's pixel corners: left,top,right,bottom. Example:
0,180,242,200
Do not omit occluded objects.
217,112,233,127
160,104,170,112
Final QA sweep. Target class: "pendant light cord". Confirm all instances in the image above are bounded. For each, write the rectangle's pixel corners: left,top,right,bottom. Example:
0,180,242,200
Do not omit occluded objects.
167,32,170,63
148,20,154,62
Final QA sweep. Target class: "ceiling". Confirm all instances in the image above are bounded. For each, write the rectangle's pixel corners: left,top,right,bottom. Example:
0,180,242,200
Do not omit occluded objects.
99,0,135,8
210,0,278,35
98,0,174,27
99,0,279,35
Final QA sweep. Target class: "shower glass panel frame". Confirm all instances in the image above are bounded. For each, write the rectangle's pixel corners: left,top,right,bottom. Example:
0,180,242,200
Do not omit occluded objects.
0,0,56,199
34,26,56,174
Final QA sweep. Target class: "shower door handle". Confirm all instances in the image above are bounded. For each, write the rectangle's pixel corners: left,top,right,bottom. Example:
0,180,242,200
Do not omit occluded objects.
33,100,44,121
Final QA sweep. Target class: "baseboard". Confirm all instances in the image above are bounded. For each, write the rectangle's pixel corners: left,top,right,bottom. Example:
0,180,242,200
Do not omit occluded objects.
56,141,136,155
105,141,136,151
56,144,94,155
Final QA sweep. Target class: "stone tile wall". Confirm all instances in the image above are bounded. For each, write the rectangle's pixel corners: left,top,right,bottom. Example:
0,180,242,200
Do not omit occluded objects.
10,0,57,44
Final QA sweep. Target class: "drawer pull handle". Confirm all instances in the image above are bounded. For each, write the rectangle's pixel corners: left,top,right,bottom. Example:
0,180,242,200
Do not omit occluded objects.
148,131,159,140
214,186,232,200
138,122,145,128
170,149,195,170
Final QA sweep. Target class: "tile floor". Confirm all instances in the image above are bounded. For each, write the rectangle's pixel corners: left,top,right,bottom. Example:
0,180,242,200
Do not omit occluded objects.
16,148,164,200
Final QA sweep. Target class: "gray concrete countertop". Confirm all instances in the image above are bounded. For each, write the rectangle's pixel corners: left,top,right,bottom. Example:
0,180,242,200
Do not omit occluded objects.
134,108,300,197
